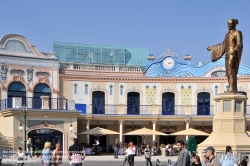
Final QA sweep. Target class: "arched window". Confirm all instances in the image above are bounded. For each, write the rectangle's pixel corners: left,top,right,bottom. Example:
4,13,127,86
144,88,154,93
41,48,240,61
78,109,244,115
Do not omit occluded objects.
226,85,229,91
8,82,26,107
109,85,113,95
197,92,210,115
85,84,88,94
92,91,105,114
33,83,51,109
120,85,123,95
162,92,175,115
127,92,140,115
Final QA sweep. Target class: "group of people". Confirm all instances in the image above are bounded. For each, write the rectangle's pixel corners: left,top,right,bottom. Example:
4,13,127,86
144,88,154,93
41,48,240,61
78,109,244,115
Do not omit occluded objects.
14,142,62,166
176,142,249,166
166,143,178,156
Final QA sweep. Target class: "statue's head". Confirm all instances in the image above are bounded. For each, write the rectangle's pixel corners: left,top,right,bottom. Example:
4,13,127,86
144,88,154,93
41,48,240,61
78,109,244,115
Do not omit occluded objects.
227,19,238,30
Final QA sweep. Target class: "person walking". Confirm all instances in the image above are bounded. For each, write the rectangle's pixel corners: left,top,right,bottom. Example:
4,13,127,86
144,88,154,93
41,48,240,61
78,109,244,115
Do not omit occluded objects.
114,138,120,159
68,138,86,166
41,142,54,166
120,144,128,166
127,142,136,166
219,146,238,166
144,144,153,166
52,143,62,166
26,138,33,158
93,139,100,156
15,147,26,166
204,146,221,166
176,140,190,166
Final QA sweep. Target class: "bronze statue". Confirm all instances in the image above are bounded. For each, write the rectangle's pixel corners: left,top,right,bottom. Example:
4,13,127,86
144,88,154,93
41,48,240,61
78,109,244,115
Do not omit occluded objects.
207,19,243,93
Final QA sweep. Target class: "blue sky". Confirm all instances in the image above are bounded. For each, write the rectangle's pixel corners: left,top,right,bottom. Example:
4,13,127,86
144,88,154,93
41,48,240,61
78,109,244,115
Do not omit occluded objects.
1,0,250,65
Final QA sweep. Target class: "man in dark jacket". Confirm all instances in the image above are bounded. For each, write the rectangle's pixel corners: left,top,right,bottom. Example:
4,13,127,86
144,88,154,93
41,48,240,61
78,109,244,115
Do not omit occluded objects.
176,140,190,166
114,139,120,159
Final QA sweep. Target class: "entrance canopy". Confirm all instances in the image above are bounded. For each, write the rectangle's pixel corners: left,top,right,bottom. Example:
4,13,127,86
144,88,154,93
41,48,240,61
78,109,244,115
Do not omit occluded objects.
123,127,168,136
169,128,210,136
79,127,119,136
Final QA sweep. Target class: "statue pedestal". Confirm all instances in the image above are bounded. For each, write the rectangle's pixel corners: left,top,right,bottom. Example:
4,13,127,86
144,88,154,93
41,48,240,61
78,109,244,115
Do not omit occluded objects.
197,93,250,160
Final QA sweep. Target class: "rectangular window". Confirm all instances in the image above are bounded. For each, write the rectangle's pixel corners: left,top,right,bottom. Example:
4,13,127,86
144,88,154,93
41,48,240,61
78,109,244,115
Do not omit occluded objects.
74,86,77,94
120,88,123,95
110,87,113,95
85,87,88,94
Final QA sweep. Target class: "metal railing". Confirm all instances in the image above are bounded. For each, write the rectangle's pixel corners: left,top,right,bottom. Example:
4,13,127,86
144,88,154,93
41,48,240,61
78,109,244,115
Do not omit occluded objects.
60,62,142,73
0,97,69,110
140,105,152,115
191,105,214,116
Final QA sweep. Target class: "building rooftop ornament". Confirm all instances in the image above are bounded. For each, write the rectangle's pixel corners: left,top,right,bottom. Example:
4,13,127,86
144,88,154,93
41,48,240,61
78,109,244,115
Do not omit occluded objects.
184,52,192,60
147,53,155,60
159,49,178,60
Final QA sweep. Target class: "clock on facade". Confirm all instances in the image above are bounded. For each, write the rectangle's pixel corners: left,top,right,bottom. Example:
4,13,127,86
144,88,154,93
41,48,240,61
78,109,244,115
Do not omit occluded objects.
162,57,175,70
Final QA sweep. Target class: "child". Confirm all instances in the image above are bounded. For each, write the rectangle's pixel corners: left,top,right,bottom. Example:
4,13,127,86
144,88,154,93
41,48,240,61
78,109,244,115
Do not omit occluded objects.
15,147,26,166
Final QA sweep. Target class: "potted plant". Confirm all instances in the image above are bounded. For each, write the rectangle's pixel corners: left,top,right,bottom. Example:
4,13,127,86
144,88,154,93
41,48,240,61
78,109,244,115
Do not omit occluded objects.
34,147,39,158
160,144,166,156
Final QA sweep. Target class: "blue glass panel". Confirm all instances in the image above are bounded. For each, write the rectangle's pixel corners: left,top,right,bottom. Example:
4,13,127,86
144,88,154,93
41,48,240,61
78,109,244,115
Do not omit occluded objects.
34,84,51,93
8,82,26,92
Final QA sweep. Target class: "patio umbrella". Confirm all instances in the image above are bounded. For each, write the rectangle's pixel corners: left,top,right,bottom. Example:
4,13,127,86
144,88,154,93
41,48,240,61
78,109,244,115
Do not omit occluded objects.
169,128,210,136
123,127,168,143
79,127,120,135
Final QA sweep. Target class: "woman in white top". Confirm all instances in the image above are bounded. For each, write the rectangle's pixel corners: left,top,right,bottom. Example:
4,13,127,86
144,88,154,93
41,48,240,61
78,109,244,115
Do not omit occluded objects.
219,146,239,166
144,145,152,166
15,147,26,166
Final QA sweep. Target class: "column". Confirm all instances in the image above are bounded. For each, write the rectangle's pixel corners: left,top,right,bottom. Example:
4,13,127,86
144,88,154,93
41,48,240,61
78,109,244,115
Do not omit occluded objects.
186,121,190,140
86,120,90,145
152,121,156,141
119,120,123,144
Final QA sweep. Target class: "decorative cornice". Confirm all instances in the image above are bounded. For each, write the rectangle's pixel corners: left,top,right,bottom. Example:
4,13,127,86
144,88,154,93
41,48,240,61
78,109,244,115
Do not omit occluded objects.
126,87,142,93
161,87,177,94
196,87,213,94
91,86,107,93
59,74,250,83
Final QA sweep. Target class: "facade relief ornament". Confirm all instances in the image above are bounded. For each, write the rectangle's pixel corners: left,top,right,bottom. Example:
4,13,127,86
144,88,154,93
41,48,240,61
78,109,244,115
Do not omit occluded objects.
161,87,177,94
26,67,34,85
196,87,213,94
126,87,142,93
38,76,49,83
91,86,107,92
37,122,55,128
13,75,24,82
0,63,9,86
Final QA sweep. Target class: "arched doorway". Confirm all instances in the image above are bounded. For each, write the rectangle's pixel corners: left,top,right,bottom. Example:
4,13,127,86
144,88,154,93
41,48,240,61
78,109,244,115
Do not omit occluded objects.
92,91,105,114
8,82,26,108
197,92,210,115
33,83,51,109
28,129,63,154
162,92,175,115
127,92,140,115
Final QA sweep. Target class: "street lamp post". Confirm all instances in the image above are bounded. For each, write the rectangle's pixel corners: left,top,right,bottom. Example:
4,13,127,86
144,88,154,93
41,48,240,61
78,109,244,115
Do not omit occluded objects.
23,104,27,153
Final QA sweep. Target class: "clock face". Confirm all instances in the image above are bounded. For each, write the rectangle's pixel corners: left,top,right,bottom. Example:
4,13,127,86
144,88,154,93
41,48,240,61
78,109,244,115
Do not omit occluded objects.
162,57,175,70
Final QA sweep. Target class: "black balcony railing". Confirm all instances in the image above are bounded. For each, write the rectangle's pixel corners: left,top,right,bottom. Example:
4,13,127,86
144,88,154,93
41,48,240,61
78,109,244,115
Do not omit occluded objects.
92,104,105,114
127,105,140,115
0,97,68,110
197,105,210,115
162,105,175,115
